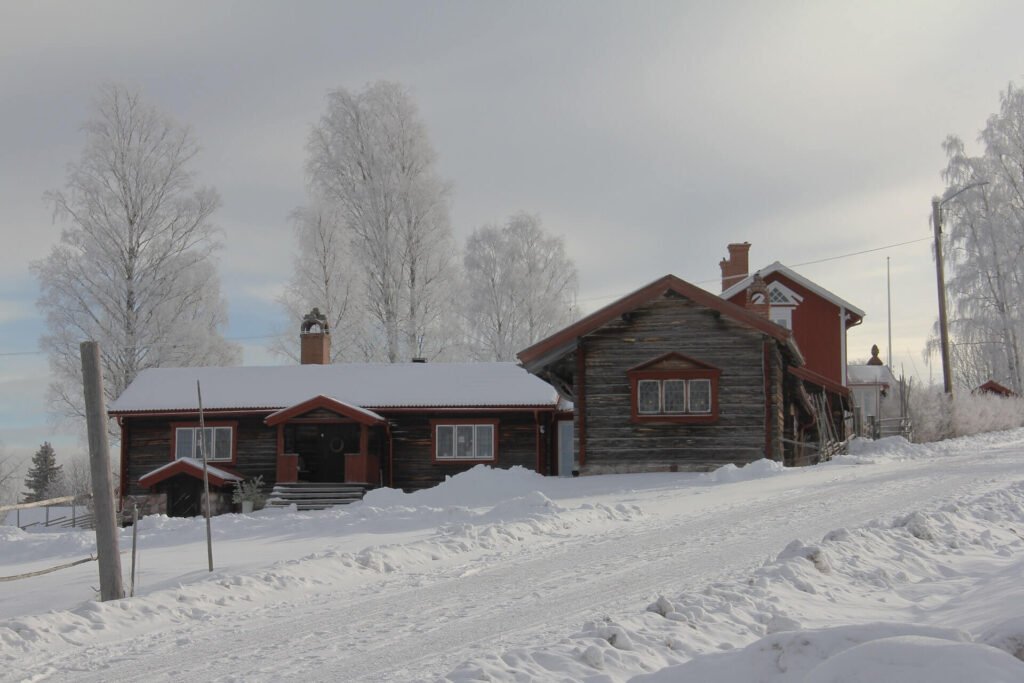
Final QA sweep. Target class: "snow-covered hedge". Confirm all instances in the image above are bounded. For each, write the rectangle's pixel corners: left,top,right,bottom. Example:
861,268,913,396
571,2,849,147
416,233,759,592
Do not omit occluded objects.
910,386,1024,442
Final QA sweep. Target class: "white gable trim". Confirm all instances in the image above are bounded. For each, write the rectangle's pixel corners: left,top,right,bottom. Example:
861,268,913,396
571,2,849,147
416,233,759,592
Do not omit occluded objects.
721,261,865,318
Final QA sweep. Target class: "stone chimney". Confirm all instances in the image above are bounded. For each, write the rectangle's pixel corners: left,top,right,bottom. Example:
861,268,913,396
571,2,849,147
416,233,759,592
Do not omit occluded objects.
719,242,751,292
299,308,330,365
746,274,770,319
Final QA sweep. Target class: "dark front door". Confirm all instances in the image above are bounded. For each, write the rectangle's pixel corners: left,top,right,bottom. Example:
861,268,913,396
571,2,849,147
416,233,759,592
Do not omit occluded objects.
316,424,347,481
164,477,201,517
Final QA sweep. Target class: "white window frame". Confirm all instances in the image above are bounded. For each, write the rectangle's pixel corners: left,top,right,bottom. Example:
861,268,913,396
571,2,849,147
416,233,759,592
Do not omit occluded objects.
768,282,802,331
434,423,496,461
687,379,713,414
175,426,233,462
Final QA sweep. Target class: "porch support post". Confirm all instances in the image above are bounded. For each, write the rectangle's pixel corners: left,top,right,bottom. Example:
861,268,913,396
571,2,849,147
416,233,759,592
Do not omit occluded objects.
360,424,368,457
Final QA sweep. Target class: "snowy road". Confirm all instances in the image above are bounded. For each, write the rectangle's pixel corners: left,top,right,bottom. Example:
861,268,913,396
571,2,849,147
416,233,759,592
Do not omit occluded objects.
5,435,1024,682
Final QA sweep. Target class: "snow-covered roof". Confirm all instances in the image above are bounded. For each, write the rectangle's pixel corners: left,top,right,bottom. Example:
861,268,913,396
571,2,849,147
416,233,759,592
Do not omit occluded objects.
109,362,560,414
721,261,866,319
138,457,242,489
847,364,896,387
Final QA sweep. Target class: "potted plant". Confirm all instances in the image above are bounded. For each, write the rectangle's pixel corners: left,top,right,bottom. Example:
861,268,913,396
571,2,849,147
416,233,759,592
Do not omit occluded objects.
232,475,266,514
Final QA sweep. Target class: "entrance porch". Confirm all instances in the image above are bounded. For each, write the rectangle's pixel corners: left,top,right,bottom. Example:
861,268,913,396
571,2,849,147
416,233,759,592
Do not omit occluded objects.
265,395,389,490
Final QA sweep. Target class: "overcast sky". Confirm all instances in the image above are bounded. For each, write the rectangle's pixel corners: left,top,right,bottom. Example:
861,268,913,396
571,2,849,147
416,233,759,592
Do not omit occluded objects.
2,1,1022,464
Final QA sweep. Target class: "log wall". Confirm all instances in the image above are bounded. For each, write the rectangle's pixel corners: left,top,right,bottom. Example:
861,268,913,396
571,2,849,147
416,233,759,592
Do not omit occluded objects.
122,415,277,497
577,294,784,472
388,411,543,491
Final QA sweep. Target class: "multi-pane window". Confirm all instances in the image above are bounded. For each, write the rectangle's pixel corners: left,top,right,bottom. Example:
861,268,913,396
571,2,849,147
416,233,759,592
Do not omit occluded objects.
636,379,713,415
175,426,233,462
435,423,495,461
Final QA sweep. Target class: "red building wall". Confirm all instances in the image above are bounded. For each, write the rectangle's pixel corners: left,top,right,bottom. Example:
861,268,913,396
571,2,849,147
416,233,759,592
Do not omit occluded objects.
727,273,845,385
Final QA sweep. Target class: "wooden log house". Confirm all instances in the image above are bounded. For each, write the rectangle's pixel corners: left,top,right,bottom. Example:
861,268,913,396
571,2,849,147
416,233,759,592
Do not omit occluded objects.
518,273,835,473
109,317,561,517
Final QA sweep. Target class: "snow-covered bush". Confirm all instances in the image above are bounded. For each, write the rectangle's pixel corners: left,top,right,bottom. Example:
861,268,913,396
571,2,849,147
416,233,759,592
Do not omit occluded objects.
909,385,1024,442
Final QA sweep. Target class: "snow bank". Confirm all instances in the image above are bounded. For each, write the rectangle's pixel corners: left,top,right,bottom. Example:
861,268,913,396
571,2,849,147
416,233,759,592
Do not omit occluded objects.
445,481,1024,682
363,464,548,508
701,458,786,483
0,466,641,662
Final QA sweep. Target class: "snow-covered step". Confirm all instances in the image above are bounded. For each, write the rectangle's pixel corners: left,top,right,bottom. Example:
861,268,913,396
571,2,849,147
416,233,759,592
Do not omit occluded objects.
266,482,370,510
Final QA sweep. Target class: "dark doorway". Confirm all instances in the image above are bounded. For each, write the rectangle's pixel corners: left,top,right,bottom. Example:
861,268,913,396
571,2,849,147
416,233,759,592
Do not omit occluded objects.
164,476,201,517
286,423,360,482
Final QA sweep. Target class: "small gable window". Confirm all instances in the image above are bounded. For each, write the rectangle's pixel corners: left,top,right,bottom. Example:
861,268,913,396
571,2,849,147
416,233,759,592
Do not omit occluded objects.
628,353,721,423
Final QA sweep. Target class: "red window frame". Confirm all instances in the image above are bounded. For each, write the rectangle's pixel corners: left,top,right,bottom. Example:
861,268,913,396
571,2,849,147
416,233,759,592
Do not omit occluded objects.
628,370,720,424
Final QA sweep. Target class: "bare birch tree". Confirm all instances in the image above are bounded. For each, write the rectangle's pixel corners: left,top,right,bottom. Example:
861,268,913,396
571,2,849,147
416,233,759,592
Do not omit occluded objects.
937,83,1024,392
273,200,369,361
32,84,239,425
463,213,578,361
305,82,456,362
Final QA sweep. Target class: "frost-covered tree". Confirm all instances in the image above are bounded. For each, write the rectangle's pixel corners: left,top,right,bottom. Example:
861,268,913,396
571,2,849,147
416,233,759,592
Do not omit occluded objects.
462,213,578,361
22,442,62,503
0,444,19,506
46,453,92,499
305,82,456,362
272,200,366,361
935,83,1024,393
33,84,239,424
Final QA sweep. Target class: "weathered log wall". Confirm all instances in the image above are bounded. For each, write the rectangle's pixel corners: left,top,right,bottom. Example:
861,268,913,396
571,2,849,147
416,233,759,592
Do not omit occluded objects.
576,294,784,472
388,411,542,491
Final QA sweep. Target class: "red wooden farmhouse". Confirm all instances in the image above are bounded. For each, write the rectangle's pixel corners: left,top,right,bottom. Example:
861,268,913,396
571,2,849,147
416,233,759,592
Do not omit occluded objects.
109,319,562,516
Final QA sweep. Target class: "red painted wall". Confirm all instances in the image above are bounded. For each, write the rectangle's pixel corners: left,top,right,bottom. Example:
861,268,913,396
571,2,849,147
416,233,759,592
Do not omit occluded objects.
727,273,844,385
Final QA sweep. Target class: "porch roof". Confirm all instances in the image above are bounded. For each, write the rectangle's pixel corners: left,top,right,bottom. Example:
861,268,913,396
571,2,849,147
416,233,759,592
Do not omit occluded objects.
138,457,243,489
264,395,387,426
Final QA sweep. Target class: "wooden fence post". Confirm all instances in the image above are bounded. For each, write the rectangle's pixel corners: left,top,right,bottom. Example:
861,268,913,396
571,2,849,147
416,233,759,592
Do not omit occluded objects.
80,341,123,601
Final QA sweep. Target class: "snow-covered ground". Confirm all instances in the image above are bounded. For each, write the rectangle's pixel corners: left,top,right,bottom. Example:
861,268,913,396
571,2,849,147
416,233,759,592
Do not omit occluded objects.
3,431,1024,681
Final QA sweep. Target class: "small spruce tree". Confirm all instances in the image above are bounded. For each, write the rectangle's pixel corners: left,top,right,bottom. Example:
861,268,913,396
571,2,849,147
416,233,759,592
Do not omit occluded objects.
22,442,63,503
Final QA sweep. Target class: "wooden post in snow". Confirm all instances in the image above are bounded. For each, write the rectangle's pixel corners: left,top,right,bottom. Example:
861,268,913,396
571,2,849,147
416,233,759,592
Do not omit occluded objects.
80,341,123,601
197,380,214,572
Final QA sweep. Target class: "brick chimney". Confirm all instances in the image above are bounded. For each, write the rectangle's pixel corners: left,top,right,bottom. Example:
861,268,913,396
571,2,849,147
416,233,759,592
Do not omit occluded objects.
719,242,751,292
299,308,331,365
746,274,770,319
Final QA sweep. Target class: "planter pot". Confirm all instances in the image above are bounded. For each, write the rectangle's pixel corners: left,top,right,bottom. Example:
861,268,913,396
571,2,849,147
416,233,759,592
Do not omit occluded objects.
241,500,254,514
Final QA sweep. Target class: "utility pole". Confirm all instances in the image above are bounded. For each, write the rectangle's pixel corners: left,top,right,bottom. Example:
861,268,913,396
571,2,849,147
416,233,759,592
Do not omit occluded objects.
932,197,954,396
80,341,123,601
931,181,989,397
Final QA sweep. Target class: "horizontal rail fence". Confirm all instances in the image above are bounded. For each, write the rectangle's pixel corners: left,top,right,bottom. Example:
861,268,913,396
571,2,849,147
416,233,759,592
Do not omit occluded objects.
0,494,95,530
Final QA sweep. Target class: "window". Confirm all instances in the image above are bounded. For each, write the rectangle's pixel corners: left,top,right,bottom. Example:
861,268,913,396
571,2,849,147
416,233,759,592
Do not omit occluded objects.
433,422,497,462
174,426,233,462
767,282,801,331
633,378,714,416
627,353,721,423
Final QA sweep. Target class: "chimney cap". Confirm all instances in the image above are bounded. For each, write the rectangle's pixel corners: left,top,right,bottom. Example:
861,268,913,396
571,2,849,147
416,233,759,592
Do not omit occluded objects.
301,308,329,334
